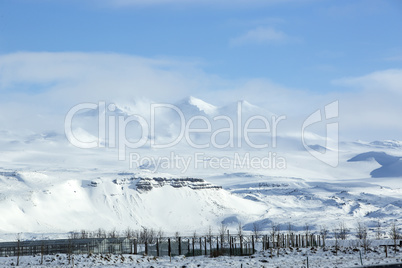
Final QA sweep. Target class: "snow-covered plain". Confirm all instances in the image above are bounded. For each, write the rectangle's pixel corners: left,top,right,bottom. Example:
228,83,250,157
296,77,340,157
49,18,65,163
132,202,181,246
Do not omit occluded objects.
1,97,402,242
1,246,402,268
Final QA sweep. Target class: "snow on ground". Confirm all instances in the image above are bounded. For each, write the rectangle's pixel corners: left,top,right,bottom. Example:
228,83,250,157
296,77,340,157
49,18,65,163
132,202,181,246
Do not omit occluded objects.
1,142,402,239
1,98,402,242
0,246,402,267
1,165,402,239
0,169,265,236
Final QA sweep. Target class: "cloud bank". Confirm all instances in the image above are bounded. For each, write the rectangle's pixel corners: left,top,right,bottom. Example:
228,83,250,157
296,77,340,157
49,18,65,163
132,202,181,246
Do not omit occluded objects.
230,27,292,46
0,52,401,141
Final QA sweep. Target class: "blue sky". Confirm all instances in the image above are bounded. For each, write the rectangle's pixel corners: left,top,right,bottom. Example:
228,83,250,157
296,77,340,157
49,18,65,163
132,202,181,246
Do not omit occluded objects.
0,0,402,140
1,0,401,92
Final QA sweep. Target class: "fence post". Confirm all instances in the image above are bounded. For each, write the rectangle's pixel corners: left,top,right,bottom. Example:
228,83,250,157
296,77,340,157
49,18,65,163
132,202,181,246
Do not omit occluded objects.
240,235,243,256
156,238,159,257
204,237,207,256
178,237,181,256
299,234,302,248
262,235,265,251
192,238,195,256
234,237,237,254
145,241,148,255
17,238,20,266
209,237,212,256
41,242,44,265
229,237,232,256
252,235,255,254
168,238,171,257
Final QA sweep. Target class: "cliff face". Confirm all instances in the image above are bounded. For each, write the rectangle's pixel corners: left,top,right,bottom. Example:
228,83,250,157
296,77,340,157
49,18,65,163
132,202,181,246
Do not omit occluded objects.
112,176,222,192
0,170,264,238
134,177,222,191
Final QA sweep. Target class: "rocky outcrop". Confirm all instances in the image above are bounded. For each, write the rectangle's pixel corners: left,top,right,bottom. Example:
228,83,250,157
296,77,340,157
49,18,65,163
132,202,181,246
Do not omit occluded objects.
113,176,221,192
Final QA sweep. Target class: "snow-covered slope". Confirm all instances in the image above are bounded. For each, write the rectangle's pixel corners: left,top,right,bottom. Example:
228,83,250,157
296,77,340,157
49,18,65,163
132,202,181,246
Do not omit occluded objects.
1,166,402,240
176,96,218,116
1,97,402,240
0,170,265,237
348,151,402,177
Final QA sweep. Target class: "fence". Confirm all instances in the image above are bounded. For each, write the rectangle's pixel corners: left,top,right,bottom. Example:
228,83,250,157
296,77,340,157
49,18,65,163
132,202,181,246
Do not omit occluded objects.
0,234,400,258
0,238,132,257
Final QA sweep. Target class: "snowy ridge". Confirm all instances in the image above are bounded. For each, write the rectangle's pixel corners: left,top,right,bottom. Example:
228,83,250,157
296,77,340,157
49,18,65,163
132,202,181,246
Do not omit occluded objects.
179,96,218,116
354,139,402,150
1,98,402,240
112,176,222,191
1,159,402,240
0,169,265,237
204,173,402,233
370,140,402,149
348,151,402,178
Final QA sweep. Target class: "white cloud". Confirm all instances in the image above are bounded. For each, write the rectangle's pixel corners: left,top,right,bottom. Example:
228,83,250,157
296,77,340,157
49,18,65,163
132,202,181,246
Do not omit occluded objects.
385,55,402,62
330,69,402,140
0,52,230,132
230,27,291,46
1,52,402,142
0,52,225,103
332,69,402,95
227,17,286,28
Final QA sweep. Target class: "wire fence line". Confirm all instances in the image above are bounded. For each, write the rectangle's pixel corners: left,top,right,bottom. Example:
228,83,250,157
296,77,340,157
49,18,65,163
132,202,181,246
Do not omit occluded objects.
0,233,322,258
1,232,400,258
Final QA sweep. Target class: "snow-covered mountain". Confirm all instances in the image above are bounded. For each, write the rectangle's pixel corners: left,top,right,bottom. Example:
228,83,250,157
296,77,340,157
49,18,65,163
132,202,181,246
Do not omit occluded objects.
176,96,218,117
1,97,402,240
0,170,265,236
370,140,402,149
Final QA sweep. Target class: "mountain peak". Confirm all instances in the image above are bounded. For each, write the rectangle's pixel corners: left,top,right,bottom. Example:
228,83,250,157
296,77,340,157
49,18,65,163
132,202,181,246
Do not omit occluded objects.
179,96,217,115
370,140,402,148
